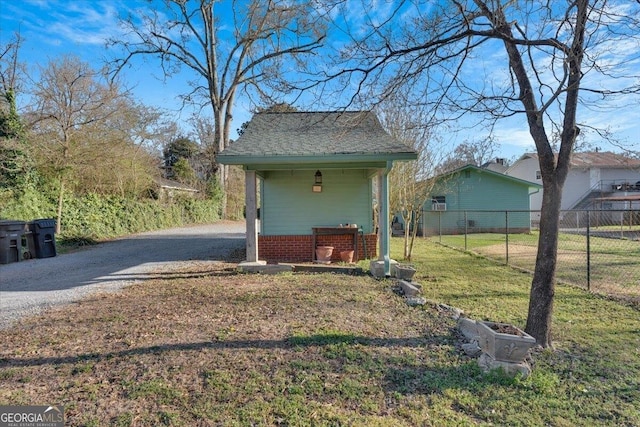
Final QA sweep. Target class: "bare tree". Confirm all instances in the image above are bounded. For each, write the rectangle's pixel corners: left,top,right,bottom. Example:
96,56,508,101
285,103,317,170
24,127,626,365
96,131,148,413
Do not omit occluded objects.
435,137,498,174
0,32,24,110
376,93,445,260
109,0,329,216
27,56,130,233
327,0,640,347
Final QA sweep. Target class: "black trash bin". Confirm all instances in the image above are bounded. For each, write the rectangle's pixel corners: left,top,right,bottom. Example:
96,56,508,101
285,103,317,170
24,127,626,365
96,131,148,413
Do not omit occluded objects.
0,220,26,264
28,218,57,259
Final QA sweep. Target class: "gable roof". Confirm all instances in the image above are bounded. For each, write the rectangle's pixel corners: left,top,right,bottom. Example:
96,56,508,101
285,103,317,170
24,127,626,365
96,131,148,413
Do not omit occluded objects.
434,164,542,189
217,111,417,166
513,152,640,169
154,177,199,192
481,158,509,173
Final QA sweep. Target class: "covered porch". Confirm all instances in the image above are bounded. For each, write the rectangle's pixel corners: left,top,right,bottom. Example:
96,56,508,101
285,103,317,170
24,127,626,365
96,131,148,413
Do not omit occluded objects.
217,111,417,276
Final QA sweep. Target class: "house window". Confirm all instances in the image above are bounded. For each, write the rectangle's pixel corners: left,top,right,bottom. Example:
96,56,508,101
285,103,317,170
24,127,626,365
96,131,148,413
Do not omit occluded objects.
535,170,542,180
432,196,446,211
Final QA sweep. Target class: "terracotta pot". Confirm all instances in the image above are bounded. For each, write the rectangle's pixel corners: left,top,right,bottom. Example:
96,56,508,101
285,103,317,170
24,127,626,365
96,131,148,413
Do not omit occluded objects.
340,250,354,263
315,246,334,263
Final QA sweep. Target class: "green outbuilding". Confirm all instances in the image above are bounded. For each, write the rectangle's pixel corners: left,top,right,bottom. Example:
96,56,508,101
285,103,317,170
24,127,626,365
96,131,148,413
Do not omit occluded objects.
423,164,542,235
217,111,417,275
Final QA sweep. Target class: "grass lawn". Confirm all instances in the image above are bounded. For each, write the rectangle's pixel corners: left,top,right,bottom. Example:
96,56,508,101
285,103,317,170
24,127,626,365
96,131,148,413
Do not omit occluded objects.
1,238,639,426
438,231,640,302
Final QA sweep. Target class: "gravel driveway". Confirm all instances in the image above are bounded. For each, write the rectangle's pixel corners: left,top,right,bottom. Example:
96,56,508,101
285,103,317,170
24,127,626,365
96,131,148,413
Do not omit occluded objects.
0,221,246,329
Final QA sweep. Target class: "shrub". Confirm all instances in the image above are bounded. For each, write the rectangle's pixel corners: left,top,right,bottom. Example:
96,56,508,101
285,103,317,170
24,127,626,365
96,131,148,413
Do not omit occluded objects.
0,190,221,241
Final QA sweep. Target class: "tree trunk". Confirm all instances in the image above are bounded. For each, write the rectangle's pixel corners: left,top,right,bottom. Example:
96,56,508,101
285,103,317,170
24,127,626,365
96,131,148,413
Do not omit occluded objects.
408,210,420,259
523,0,586,348
525,178,562,348
56,179,64,234
213,108,228,218
402,210,412,260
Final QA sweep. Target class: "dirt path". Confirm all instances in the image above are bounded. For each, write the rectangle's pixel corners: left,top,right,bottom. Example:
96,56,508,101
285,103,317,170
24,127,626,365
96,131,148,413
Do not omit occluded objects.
0,221,246,329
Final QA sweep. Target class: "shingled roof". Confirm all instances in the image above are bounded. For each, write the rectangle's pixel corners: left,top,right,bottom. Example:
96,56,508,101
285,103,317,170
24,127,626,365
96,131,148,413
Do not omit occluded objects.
518,152,640,168
217,111,417,165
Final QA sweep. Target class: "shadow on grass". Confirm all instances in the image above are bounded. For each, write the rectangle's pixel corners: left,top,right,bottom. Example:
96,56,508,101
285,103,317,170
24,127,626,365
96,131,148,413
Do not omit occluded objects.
1,333,448,369
101,267,240,282
0,331,529,404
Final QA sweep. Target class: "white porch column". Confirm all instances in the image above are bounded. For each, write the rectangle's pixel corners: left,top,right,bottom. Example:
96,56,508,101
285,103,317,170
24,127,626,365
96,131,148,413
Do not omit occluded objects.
373,162,394,277
244,170,259,263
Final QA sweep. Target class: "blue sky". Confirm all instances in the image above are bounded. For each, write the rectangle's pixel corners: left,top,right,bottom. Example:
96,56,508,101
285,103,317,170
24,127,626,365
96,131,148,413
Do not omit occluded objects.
1,0,638,160
1,0,203,133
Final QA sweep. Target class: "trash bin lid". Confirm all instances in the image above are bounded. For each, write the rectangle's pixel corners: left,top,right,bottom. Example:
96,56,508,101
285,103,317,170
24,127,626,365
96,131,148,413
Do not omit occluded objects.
0,220,27,232
30,219,57,229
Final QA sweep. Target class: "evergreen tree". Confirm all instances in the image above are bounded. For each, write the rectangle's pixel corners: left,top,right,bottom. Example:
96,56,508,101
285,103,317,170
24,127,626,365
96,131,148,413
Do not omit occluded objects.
0,88,34,190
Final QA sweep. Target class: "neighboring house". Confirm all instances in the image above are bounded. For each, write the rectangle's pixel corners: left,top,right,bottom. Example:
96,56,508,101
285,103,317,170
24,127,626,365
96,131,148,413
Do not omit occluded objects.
422,164,541,235
153,178,199,202
505,152,640,220
481,158,509,174
217,111,417,273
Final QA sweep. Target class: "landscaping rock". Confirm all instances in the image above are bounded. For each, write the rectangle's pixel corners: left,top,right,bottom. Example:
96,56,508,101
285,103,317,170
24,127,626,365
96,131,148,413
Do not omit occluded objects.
369,259,399,278
397,279,421,297
405,296,426,306
477,353,532,378
457,317,479,341
439,303,464,320
462,341,482,357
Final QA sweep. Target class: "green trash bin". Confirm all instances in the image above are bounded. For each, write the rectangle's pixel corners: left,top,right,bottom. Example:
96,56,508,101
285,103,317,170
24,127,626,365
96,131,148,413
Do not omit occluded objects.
0,220,26,264
28,218,57,259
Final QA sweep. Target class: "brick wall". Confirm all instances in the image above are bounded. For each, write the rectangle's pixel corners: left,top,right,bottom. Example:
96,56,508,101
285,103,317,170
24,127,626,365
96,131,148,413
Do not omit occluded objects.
259,234,377,264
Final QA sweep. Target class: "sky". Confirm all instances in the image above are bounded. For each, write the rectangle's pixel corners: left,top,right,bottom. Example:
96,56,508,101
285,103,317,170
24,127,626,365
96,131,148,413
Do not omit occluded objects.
0,0,202,129
1,0,639,162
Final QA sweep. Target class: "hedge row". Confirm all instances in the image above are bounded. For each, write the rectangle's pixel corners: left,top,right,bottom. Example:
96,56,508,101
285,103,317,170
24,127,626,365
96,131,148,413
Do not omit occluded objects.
0,188,221,240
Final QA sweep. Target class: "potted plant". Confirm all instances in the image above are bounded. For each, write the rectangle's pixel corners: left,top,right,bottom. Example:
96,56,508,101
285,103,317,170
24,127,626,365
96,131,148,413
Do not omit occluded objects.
395,264,417,281
340,250,354,263
315,246,334,264
476,320,536,363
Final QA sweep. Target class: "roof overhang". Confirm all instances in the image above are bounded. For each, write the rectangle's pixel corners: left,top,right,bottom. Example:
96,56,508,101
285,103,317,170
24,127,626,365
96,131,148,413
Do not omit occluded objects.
217,152,418,169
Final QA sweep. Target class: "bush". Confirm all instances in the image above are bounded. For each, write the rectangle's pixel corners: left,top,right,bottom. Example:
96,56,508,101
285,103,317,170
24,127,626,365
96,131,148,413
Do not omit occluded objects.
0,186,56,221
0,190,221,241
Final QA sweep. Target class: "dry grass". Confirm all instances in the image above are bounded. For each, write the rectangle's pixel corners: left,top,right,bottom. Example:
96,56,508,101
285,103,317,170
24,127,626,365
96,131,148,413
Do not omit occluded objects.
474,243,640,305
2,242,639,426
0,262,460,426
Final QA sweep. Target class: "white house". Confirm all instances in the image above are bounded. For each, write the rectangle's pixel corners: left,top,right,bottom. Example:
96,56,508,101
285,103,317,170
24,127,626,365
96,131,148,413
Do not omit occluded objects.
505,152,640,220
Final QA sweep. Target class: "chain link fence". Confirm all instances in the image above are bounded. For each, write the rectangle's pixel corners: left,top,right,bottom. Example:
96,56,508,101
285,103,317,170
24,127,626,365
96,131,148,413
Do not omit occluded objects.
422,210,640,303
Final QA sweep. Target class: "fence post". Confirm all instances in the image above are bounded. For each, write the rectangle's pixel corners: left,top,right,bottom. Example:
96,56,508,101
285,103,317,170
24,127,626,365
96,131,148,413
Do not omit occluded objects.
464,211,468,251
587,210,591,292
505,211,509,265
438,210,442,243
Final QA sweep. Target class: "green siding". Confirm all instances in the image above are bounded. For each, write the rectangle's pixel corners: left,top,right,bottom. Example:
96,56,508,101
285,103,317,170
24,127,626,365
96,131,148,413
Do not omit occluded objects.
426,168,534,232
262,169,373,235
